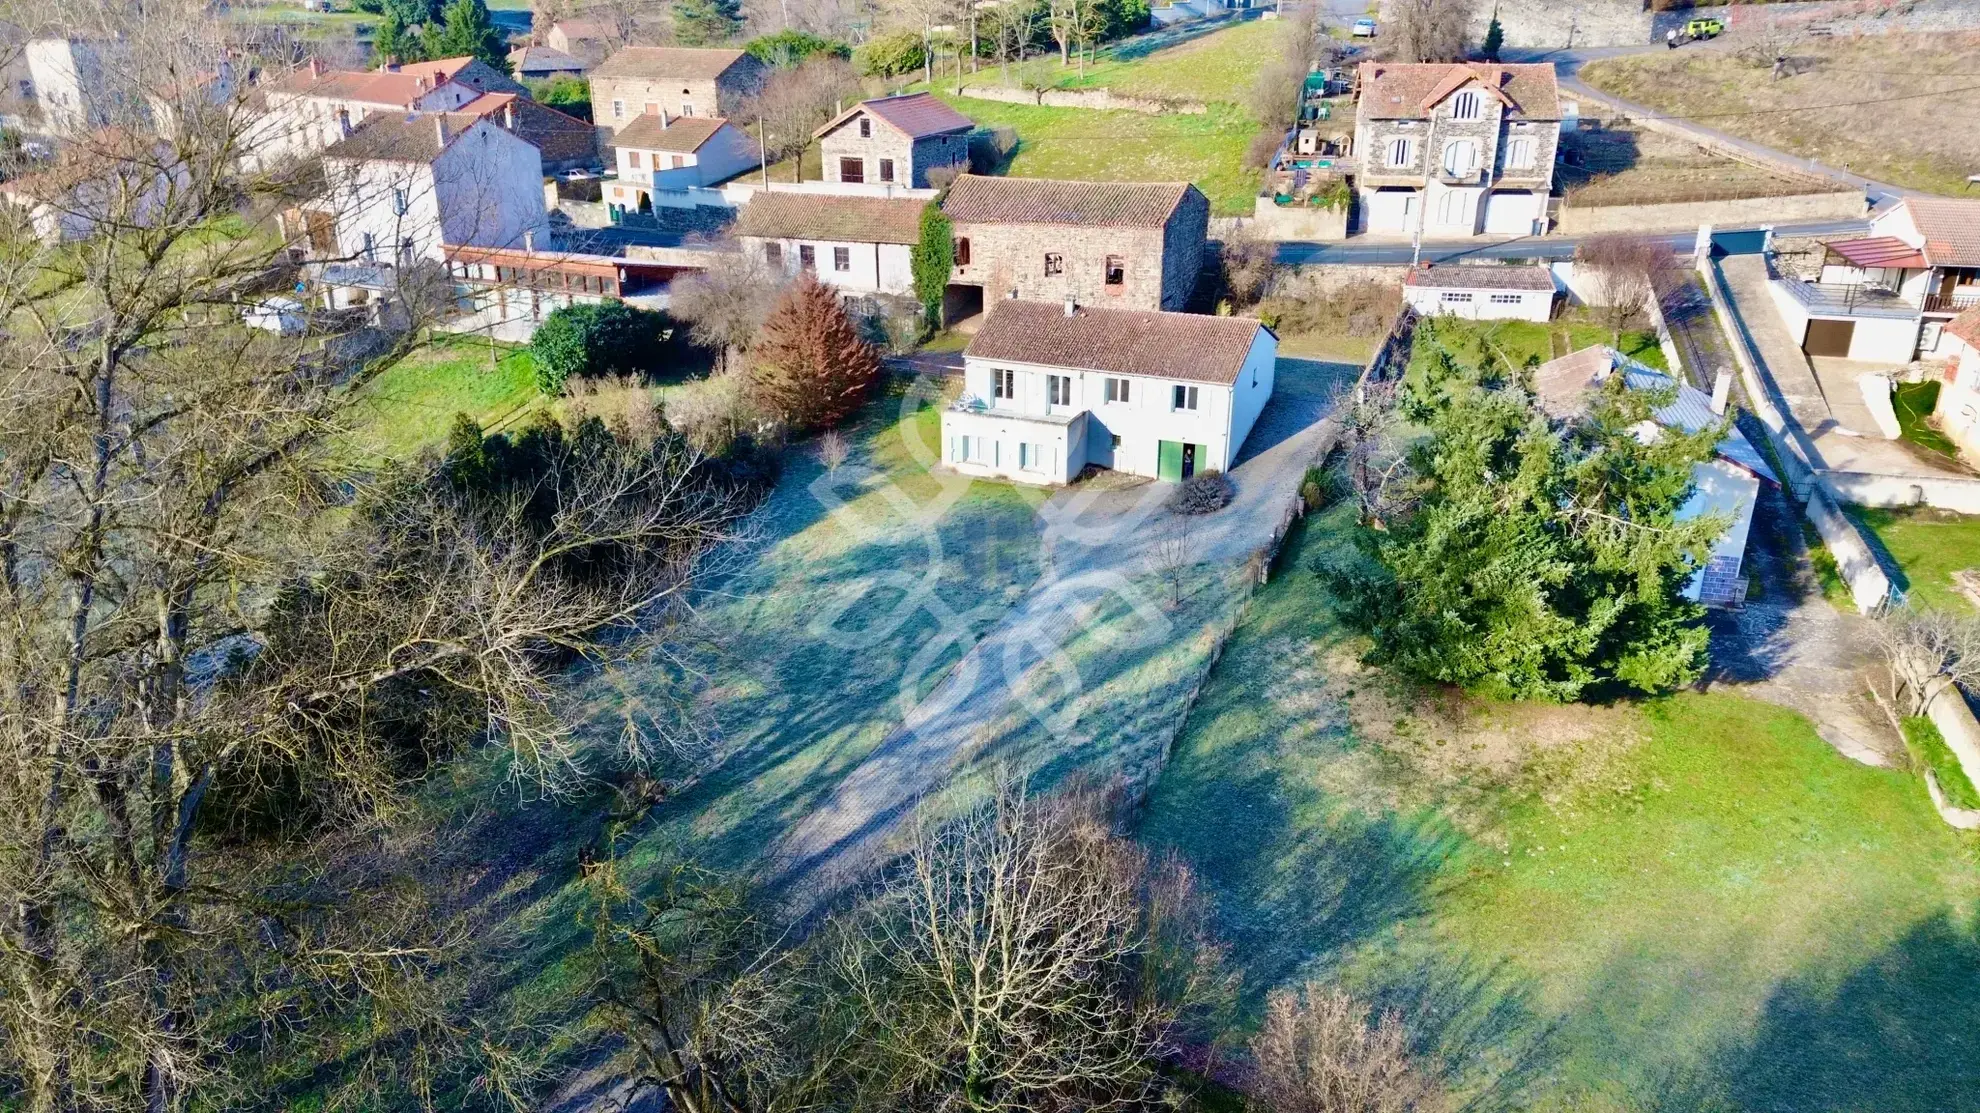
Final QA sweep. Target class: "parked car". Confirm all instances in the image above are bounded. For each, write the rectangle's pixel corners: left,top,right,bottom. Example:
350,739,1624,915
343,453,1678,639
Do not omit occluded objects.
1352,17,1378,37
1685,16,1724,39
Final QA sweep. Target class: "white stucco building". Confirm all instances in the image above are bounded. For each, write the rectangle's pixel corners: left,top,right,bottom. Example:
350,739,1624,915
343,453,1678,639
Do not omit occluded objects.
605,113,756,212
1534,346,1777,607
300,111,550,309
1402,263,1558,321
731,191,926,299
943,300,1277,485
1771,197,1980,363
1937,307,1980,461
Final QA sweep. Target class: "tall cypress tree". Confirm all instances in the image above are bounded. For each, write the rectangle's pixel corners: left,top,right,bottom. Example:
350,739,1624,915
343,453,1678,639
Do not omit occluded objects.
425,0,509,71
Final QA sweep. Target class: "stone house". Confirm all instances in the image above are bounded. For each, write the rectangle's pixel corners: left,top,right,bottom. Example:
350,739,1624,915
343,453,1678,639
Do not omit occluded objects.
457,91,600,173
942,299,1277,485
939,174,1210,318
814,93,973,189
508,45,588,80
732,191,927,299
588,47,765,136
1353,61,1561,238
546,20,615,67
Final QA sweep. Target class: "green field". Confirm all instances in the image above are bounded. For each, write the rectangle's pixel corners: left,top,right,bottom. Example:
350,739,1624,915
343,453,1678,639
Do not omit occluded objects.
963,18,1286,103
341,339,543,464
1140,509,1980,1111
941,96,1262,216
1847,505,1980,614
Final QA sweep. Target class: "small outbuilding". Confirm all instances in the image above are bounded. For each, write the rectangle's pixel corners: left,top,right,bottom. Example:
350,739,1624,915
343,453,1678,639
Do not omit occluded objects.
1403,264,1558,322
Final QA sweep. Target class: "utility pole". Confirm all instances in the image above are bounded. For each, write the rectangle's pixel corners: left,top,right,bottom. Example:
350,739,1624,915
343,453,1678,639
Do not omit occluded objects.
758,115,769,188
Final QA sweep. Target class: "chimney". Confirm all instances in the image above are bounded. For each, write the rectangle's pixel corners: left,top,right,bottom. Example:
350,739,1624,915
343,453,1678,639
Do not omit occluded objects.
503,101,515,130
434,115,447,148
307,57,324,78
1063,297,1075,318
1711,368,1732,416
660,106,671,127
415,75,429,92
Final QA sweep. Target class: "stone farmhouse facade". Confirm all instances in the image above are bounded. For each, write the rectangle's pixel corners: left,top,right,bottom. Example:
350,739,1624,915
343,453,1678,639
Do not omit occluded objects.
943,300,1277,485
939,175,1210,318
815,93,973,189
1353,61,1561,238
588,47,765,136
732,191,927,299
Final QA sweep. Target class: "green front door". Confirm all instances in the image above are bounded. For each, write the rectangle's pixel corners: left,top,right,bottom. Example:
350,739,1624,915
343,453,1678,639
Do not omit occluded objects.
1157,440,1184,482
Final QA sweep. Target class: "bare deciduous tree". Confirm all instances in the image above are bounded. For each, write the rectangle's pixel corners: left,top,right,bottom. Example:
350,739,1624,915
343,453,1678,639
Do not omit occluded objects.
669,250,786,375
1248,981,1440,1113
1149,515,1200,607
739,55,864,181
1220,222,1281,309
1337,379,1416,529
1871,605,1980,720
1574,234,1684,341
1381,0,1475,63
817,428,851,473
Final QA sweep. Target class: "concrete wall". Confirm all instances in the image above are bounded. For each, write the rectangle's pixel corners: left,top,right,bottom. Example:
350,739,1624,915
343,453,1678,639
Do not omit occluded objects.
1250,196,1348,241
1558,190,1865,236
1823,472,1980,514
1846,315,1924,363
952,83,1208,115
1927,682,1980,819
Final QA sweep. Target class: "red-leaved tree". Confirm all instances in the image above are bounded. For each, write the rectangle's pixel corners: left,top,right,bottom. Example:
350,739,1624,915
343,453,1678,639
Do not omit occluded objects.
750,275,882,433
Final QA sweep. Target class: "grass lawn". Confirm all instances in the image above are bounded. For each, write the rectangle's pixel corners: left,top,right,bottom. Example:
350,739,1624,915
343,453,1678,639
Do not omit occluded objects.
1411,314,1669,378
1845,504,1980,614
960,18,1288,103
939,96,1262,216
1894,381,1964,462
1580,34,1980,197
341,338,543,465
1140,508,1980,1111
1905,716,1980,810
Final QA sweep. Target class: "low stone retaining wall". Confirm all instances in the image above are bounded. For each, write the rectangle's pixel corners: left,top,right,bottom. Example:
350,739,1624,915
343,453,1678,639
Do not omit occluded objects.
1572,82,1875,192
952,83,1208,115
1248,196,1349,241
1557,189,1866,236
1822,472,1980,515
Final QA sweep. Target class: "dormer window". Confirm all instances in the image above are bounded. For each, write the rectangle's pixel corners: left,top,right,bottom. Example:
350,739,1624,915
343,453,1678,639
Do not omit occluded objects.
858,116,871,138
1450,90,1482,121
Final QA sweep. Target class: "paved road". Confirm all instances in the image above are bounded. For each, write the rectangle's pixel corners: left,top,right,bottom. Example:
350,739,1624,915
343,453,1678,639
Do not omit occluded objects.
1273,218,1870,266
767,357,1358,909
1503,43,1921,205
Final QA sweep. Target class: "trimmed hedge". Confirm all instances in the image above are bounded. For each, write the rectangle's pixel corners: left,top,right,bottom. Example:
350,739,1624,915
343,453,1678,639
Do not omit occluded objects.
529,302,673,394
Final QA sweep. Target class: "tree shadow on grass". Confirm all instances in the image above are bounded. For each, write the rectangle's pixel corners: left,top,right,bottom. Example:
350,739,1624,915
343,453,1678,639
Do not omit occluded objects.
1713,912,1980,1113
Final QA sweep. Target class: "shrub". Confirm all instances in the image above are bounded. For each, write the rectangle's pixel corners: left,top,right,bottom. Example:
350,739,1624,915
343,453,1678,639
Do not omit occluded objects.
528,74,591,118
1169,470,1233,515
743,29,850,66
1245,128,1283,171
968,126,1018,174
749,275,881,432
911,203,954,324
1300,466,1336,512
529,302,673,394
853,29,926,77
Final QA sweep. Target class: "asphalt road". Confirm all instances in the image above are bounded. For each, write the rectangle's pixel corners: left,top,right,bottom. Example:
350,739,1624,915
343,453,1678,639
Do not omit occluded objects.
1272,218,1871,266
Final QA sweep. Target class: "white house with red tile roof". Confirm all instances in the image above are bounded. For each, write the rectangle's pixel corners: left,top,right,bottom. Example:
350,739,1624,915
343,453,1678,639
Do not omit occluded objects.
258,56,522,161
815,93,974,189
1774,197,1980,362
731,191,929,298
1936,307,1980,461
606,113,756,204
942,299,1277,484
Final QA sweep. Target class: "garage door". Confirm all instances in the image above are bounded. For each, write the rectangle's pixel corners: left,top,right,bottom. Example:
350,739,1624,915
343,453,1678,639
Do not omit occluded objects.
1483,191,1539,235
1803,318,1856,358
1366,189,1416,234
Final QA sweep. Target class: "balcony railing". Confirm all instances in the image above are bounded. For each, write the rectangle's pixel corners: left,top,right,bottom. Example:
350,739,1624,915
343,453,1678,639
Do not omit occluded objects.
1777,275,1920,320
1924,289,1980,314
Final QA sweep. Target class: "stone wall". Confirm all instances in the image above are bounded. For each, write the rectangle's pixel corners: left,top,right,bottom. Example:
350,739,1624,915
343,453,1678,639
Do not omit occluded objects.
590,65,763,135
1248,196,1349,241
951,221,1177,310
952,83,1208,115
819,123,913,185
1441,0,1653,49
1557,189,1867,235
1676,0,1980,38
1160,188,1212,310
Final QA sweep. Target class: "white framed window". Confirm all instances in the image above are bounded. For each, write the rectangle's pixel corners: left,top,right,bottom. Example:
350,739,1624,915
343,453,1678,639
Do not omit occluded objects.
992,368,1015,401
1442,139,1479,177
1171,383,1199,411
1440,291,1473,303
1505,136,1535,171
1047,374,1071,406
1489,293,1522,305
611,99,624,119
833,246,851,272
1449,90,1482,121
1385,137,1415,168
1019,443,1051,473
1104,377,1131,403
391,186,408,216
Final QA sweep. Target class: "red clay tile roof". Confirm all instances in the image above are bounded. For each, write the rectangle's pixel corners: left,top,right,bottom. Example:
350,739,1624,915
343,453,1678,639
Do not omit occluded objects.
965,301,1269,386
816,92,974,140
1356,62,1561,120
269,57,483,105
613,113,730,152
590,46,753,82
1904,197,1980,268
941,174,1197,228
1949,306,1980,347
1824,235,1929,269
732,192,928,245
1405,264,1557,291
